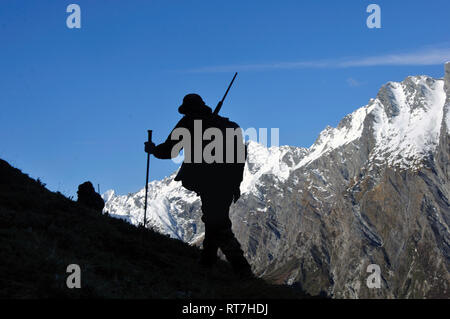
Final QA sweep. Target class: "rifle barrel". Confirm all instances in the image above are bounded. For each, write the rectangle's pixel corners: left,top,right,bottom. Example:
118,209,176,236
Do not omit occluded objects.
221,72,237,103
213,72,238,116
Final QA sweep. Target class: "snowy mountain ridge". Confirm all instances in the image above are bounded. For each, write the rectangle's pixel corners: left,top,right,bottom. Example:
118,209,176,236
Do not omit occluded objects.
103,64,450,298
104,71,449,241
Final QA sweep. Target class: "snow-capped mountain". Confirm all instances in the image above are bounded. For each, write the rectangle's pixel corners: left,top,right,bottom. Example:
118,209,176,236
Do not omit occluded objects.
104,63,450,298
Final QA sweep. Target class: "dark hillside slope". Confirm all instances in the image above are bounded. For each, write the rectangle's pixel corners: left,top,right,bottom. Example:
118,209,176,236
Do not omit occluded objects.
0,159,309,299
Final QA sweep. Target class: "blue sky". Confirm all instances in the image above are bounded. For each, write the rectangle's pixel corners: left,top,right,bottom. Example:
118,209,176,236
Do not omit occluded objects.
1,0,449,197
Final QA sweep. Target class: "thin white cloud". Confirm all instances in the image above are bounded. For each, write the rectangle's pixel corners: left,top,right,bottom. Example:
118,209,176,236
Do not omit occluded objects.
186,47,450,73
338,48,450,67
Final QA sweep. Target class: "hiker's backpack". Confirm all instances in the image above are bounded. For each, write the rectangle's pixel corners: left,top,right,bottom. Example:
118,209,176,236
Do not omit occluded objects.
174,115,247,194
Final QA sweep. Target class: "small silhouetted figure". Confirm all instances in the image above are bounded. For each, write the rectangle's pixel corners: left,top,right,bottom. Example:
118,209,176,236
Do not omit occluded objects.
145,94,252,278
77,181,105,213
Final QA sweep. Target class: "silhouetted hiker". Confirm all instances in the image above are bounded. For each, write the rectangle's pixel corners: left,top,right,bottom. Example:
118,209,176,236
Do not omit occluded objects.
77,181,105,213
145,94,253,278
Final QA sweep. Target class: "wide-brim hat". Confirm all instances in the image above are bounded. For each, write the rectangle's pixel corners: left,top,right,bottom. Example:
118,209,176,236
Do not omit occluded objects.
178,93,212,115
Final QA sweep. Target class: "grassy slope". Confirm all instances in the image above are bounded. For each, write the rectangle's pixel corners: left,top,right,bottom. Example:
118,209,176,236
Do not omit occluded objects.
0,159,311,299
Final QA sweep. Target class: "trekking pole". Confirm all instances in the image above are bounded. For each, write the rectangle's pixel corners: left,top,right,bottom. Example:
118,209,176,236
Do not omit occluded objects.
143,130,152,227
213,72,238,116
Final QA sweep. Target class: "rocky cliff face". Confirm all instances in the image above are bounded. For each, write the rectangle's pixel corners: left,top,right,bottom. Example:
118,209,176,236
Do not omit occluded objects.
104,64,450,298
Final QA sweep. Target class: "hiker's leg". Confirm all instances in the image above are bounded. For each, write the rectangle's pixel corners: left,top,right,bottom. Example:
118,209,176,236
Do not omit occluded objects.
218,226,253,276
199,193,223,266
209,193,253,276
200,223,219,266
200,190,252,275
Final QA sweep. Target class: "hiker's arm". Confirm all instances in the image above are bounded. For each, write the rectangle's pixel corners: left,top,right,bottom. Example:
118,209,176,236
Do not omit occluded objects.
151,118,187,159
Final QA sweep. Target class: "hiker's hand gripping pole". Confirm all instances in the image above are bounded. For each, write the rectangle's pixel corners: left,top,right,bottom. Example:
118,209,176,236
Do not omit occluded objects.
143,130,152,227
